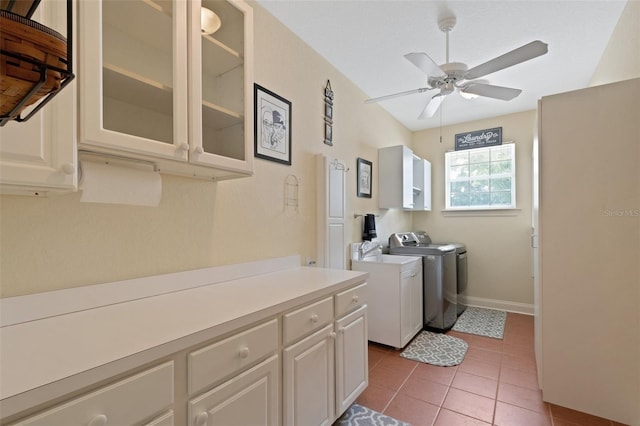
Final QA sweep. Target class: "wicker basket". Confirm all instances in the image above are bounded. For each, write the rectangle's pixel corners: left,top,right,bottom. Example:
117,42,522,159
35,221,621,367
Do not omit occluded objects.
0,9,68,119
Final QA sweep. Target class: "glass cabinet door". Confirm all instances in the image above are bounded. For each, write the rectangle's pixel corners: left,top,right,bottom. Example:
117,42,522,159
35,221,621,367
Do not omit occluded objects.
189,0,253,171
80,0,189,161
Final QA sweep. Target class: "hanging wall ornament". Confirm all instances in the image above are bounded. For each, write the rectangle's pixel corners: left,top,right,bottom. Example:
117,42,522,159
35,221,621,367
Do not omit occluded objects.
324,80,334,146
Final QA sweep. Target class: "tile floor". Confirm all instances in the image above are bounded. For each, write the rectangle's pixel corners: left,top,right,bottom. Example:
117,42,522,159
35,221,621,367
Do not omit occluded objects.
355,312,626,426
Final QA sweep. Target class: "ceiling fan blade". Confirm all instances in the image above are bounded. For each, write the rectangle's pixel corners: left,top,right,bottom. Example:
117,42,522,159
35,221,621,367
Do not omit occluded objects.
418,93,444,119
464,40,548,80
365,87,430,104
405,52,446,78
461,83,522,101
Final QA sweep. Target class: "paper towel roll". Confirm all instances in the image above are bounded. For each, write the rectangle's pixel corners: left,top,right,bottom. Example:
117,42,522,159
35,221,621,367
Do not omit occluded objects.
80,160,162,207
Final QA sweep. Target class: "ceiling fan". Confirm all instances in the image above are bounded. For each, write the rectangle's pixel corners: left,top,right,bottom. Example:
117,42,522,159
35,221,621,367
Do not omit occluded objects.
365,15,548,119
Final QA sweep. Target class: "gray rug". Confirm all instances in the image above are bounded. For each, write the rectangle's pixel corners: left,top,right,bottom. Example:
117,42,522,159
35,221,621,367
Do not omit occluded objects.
335,403,410,426
452,307,507,339
400,331,468,367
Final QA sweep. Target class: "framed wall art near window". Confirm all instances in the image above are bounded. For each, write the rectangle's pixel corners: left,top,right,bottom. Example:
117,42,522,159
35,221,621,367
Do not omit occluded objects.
254,84,292,165
357,157,372,198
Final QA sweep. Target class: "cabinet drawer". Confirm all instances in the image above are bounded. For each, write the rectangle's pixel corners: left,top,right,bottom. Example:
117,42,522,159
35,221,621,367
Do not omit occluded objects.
335,283,367,318
283,297,333,345
188,319,278,395
145,411,174,426
15,362,174,426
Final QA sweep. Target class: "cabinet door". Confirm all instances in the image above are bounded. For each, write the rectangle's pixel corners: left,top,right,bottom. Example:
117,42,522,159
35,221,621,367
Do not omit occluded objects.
188,0,253,173
412,158,431,211
0,0,76,195
378,145,414,209
335,305,368,416
283,324,335,426
188,355,279,426
401,265,423,346
79,0,189,161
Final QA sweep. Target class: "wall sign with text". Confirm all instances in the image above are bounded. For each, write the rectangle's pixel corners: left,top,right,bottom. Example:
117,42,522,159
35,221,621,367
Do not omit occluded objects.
455,127,502,150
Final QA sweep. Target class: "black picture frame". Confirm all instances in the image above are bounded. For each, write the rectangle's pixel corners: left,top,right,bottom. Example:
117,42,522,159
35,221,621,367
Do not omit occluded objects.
357,157,372,198
254,84,292,165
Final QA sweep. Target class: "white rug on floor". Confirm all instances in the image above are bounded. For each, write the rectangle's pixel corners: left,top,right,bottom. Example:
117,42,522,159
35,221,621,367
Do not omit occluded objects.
334,403,410,426
452,307,507,339
400,331,468,367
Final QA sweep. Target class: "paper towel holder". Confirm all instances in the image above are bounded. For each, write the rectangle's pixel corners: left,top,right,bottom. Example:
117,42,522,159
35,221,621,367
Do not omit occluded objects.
78,151,158,178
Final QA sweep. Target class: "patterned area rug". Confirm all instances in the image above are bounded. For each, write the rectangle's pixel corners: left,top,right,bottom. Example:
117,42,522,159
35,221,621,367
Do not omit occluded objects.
452,307,507,339
400,331,468,367
335,403,410,426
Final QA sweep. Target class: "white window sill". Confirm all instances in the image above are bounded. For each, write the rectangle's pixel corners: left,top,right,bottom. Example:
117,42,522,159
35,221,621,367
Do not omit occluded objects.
441,208,522,217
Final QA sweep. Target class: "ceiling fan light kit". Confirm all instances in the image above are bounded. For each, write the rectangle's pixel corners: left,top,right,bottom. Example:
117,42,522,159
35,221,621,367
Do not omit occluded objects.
366,14,548,119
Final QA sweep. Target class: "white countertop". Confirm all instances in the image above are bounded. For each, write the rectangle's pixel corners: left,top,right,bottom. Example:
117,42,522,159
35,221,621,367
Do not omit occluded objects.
0,256,367,415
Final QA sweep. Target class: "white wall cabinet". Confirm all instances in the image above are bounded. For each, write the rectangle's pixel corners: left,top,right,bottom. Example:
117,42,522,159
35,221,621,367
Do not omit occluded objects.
78,0,254,181
0,0,77,196
378,145,431,210
352,256,422,349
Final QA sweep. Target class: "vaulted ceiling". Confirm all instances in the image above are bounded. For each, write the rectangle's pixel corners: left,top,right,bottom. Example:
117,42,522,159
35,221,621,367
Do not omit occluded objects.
257,0,628,131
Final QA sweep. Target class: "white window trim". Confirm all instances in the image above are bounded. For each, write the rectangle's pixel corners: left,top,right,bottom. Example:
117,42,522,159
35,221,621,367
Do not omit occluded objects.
445,143,516,211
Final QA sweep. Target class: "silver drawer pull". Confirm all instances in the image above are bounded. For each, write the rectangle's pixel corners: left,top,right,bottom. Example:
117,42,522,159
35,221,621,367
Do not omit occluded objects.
352,295,359,303
310,314,319,323
238,347,250,359
88,414,108,426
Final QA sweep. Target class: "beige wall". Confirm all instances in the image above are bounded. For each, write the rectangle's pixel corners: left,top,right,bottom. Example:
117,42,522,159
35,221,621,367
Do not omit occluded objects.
0,2,412,297
411,111,537,309
590,0,640,86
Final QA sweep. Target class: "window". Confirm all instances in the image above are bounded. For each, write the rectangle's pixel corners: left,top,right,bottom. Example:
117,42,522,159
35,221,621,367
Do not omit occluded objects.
445,144,516,210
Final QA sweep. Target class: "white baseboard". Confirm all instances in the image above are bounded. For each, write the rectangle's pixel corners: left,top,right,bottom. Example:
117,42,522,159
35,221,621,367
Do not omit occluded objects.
459,295,534,316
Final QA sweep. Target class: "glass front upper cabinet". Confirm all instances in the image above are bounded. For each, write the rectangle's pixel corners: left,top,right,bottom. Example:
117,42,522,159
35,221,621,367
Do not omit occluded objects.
79,0,253,177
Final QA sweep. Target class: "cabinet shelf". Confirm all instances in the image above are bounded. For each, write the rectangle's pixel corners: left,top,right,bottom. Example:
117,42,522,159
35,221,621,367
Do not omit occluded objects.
104,64,242,132
202,100,243,130
103,64,172,116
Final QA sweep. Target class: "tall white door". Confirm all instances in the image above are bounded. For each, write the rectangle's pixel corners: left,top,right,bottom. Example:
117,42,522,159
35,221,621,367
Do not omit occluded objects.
317,155,347,269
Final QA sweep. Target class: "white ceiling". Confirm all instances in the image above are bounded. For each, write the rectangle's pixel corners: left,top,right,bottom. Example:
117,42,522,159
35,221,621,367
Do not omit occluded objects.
256,0,628,131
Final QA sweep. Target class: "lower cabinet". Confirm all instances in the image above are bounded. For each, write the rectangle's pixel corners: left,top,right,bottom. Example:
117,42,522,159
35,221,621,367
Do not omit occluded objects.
5,281,367,426
353,257,421,349
283,283,368,425
188,355,279,426
335,304,368,414
283,324,336,426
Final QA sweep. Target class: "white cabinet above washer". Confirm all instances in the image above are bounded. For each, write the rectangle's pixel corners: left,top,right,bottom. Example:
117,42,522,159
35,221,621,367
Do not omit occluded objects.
378,145,431,211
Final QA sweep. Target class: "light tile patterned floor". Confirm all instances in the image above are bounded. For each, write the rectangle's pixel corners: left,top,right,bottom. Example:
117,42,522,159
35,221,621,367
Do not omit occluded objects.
355,312,627,426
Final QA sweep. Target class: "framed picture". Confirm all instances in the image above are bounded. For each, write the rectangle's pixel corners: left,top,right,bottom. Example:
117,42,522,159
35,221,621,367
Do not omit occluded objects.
357,157,372,198
254,84,292,165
